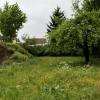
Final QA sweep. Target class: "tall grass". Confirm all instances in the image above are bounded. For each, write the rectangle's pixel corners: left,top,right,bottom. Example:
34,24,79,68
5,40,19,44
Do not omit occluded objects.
0,57,100,100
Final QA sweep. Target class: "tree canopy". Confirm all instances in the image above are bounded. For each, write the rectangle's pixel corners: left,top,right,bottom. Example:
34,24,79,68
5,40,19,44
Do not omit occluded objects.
82,0,100,11
47,0,100,64
0,2,26,42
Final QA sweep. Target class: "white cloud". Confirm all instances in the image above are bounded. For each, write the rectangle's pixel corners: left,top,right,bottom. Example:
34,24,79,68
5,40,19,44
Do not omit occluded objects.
0,0,73,39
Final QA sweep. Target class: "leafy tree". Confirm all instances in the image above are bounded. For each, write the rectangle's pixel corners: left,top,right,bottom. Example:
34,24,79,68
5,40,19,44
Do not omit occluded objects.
51,11,100,64
47,6,66,33
51,0,100,64
74,11,100,64
48,20,80,56
0,2,26,42
73,0,100,64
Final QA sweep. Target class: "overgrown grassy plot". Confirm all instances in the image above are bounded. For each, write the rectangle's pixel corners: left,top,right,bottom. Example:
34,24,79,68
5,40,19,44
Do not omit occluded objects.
0,57,100,100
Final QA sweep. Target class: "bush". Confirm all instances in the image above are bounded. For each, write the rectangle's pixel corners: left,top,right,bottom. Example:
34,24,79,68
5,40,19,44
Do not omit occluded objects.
22,44,82,56
10,51,29,61
5,43,32,58
22,44,48,56
1,43,33,64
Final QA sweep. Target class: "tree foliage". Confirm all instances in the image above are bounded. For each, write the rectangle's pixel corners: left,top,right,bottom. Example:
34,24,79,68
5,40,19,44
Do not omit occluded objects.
82,0,100,11
0,2,26,42
48,20,80,55
47,7,66,55
47,0,100,64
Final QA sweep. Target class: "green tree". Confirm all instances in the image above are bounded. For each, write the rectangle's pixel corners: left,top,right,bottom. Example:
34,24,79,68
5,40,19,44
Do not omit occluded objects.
47,6,66,33
49,20,80,56
82,0,100,11
74,11,100,64
52,0,100,64
47,6,66,54
73,0,100,64
0,2,26,42
52,11,100,64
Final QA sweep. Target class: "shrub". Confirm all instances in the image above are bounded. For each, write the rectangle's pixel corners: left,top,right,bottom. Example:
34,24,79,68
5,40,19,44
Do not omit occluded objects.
1,43,33,64
5,43,32,57
22,44,48,56
22,44,82,56
10,51,29,61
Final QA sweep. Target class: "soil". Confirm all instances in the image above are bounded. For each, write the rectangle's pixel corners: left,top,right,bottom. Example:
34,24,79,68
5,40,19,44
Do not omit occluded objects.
0,44,13,64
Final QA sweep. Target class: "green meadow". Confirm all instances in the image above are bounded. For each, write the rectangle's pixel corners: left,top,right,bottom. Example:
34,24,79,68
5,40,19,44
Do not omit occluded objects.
0,57,100,100
0,0,100,100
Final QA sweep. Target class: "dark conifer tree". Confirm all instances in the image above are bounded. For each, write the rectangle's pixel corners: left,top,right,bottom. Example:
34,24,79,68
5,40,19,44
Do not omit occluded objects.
47,6,66,33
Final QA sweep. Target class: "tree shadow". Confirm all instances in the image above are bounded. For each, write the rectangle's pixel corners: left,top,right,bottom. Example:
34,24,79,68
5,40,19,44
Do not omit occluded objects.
68,61,85,67
90,57,100,67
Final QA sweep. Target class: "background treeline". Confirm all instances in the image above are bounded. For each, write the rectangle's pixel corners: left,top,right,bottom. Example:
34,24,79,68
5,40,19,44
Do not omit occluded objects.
22,44,82,56
22,0,100,60
22,6,82,56
23,0,100,64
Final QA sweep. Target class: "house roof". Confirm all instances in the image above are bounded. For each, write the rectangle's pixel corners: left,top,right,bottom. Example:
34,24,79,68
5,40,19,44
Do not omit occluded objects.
33,38,47,44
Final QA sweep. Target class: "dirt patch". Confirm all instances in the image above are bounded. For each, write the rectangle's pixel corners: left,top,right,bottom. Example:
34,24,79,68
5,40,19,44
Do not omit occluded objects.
0,44,13,64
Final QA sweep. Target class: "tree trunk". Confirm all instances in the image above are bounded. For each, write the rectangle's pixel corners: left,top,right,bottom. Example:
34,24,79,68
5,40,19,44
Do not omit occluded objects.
83,46,89,64
83,36,90,65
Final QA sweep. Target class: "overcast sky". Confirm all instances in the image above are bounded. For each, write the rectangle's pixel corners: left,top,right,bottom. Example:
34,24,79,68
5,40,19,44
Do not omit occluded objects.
0,0,73,39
